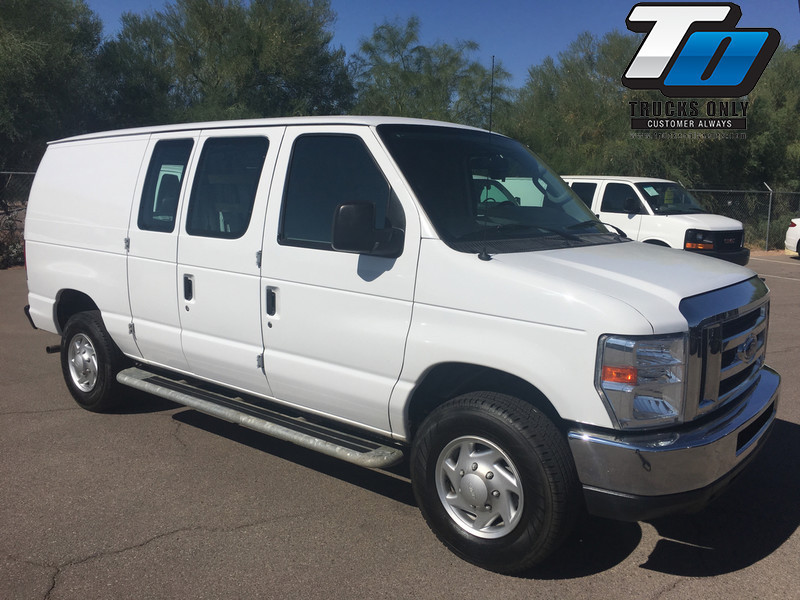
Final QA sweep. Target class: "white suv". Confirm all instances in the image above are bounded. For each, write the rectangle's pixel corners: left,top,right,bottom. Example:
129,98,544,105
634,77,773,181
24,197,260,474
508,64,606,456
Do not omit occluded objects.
562,175,749,265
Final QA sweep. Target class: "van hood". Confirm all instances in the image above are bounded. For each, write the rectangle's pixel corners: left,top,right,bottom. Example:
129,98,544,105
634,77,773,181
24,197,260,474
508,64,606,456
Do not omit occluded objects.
654,212,742,230
415,238,757,336
496,241,754,331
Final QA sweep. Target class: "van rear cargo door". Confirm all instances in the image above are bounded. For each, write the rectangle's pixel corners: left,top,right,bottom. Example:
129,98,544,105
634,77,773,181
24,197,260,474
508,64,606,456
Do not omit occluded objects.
127,133,199,371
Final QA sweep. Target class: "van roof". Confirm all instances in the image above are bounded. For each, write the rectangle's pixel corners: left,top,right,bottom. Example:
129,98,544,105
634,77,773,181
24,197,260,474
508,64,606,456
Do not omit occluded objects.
51,116,484,144
562,175,676,184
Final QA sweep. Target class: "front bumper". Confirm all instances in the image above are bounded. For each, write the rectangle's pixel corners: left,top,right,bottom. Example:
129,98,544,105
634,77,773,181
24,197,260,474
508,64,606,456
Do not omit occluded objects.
568,365,779,521
687,246,750,266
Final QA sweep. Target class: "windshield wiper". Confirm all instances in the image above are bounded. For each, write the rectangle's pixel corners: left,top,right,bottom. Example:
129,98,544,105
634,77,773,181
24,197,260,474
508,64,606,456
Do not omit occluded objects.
494,224,580,241
567,220,628,239
566,220,604,231
457,224,580,242
654,206,707,215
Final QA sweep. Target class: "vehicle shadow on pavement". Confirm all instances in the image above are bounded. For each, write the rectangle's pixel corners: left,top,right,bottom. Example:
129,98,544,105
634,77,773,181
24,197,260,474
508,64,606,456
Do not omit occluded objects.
527,418,800,579
525,517,643,579
170,408,417,507
163,402,798,580
111,388,184,414
640,418,800,576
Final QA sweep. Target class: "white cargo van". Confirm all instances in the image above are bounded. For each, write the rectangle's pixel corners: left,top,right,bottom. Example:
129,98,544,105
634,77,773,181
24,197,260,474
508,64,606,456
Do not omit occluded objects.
562,175,750,265
24,117,778,573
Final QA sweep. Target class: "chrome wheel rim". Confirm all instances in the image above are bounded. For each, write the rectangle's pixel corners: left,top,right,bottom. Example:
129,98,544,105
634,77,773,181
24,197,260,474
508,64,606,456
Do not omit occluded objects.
67,333,98,392
435,435,524,539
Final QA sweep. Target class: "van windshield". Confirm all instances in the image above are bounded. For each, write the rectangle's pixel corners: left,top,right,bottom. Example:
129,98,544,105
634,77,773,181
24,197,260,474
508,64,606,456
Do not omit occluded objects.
377,125,622,254
635,181,707,215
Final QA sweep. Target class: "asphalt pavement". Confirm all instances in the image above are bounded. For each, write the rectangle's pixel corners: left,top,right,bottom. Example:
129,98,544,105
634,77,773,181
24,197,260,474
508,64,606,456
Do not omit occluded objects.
2,252,799,599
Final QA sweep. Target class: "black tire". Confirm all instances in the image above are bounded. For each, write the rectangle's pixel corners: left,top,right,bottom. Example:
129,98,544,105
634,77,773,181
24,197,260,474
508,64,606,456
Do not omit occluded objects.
410,392,581,573
60,310,127,412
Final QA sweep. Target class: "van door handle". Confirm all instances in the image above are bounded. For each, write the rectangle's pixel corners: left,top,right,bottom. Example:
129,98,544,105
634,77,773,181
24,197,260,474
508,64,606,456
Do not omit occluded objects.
266,287,276,316
184,275,194,301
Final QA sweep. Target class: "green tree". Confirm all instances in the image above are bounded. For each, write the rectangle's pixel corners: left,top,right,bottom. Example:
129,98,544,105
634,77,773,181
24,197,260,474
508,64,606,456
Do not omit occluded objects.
352,16,511,129
504,31,685,178
97,0,354,126
505,31,760,186
160,0,354,120
506,32,800,191
0,0,103,169
744,44,800,190
95,13,178,128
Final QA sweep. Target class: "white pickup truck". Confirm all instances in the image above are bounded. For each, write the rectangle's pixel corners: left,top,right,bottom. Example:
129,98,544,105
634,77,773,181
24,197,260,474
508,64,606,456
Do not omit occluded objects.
562,175,750,265
23,117,779,573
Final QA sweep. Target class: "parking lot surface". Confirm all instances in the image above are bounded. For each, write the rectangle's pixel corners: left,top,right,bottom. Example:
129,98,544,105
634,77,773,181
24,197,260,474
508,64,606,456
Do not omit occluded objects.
2,252,799,599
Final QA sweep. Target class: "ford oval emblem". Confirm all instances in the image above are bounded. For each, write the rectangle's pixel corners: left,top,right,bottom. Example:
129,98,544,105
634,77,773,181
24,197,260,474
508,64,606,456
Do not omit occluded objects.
737,333,758,363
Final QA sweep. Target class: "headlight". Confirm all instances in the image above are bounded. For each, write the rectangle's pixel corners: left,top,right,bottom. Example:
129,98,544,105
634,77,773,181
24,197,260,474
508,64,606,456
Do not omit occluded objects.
596,334,687,429
684,229,715,250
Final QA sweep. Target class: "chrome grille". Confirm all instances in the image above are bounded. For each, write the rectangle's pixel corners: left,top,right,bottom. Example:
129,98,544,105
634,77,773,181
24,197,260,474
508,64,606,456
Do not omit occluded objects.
680,276,770,422
697,303,768,416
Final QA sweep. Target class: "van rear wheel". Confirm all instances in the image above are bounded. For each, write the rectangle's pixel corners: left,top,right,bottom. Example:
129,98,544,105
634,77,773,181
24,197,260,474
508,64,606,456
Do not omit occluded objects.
410,392,581,573
61,311,127,412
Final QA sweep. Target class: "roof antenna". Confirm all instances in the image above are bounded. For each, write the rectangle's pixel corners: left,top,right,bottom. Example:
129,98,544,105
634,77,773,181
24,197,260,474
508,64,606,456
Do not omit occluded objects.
488,55,495,133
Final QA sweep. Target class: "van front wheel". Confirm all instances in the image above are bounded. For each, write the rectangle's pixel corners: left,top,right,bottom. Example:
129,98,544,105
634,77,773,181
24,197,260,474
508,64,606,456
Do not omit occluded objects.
61,311,126,412
410,392,580,573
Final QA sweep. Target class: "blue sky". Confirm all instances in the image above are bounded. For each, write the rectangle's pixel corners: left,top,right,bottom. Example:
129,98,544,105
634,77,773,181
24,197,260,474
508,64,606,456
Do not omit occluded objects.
87,0,800,87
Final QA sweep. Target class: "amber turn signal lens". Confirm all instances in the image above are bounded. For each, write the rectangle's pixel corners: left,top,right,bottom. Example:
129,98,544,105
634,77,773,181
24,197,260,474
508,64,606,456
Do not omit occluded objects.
602,366,638,385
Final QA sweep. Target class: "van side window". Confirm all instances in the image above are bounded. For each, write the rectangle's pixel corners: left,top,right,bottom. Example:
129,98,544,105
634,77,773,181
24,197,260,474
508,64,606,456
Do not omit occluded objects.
186,137,269,239
601,183,640,214
280,134,391,250
570,182,596,208
138,139,194,233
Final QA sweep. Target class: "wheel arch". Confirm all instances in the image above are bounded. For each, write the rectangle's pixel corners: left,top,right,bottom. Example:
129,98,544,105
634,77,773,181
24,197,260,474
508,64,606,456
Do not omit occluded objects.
406,362,564,441
55,289,100,334
642,239,671,247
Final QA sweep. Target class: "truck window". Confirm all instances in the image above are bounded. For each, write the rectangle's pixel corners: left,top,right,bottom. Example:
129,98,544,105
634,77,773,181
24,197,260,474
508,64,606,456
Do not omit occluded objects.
634,181,707,215
570,182,596,208
499,177,546,207
600,183,641,214
138,139,194,233
185,137,269,239
279,134,392,250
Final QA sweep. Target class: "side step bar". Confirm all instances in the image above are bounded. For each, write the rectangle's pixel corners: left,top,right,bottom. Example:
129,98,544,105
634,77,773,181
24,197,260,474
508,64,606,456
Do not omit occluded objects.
116,367,404,469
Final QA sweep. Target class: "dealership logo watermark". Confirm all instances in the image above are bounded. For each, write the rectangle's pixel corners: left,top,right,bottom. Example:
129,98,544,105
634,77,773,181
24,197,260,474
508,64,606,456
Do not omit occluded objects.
622,2,780,98
629,99,747,130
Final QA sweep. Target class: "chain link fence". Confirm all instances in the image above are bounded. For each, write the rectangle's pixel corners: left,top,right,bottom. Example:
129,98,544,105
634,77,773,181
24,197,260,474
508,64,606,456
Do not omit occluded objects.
1,172,35,268
688,188,800,251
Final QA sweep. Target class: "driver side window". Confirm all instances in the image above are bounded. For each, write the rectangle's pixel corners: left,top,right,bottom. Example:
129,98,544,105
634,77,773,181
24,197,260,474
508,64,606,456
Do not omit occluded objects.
601,183,641,214
279,134,393,250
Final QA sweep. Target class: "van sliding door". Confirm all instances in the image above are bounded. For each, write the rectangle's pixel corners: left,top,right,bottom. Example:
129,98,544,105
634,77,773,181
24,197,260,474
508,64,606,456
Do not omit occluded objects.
176,128,284,394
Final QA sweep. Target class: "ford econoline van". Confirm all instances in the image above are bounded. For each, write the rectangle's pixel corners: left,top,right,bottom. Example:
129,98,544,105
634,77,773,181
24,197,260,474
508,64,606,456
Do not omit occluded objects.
23,117,778,572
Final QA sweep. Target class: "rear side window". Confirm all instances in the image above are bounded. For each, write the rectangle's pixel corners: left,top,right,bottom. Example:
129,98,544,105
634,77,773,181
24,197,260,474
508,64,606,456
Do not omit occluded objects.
138,139,194,233
186,137,269,239
279,134,391,250
570,182,596,208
